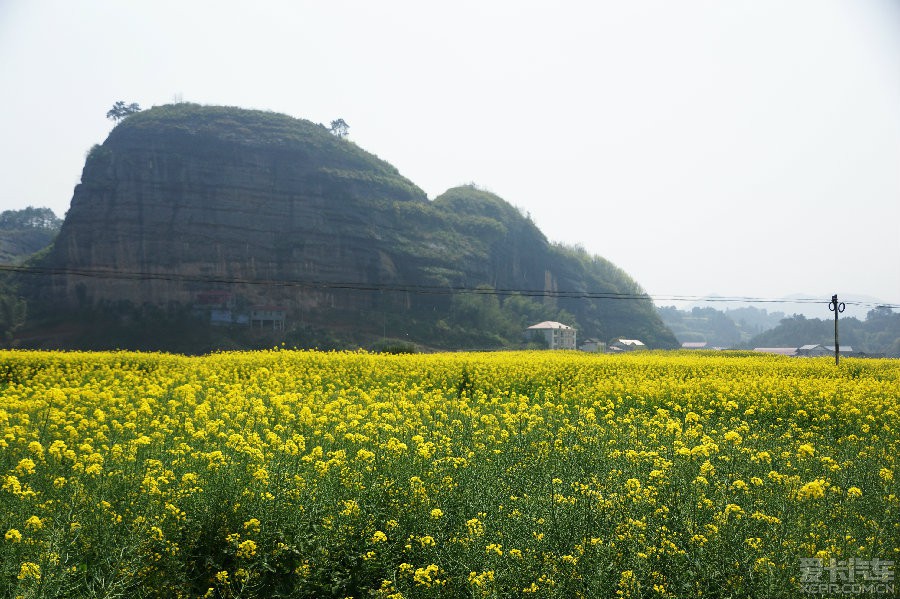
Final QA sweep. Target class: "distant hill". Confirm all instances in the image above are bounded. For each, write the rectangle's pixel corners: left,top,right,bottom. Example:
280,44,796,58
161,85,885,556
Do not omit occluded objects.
685,294,880,321
19,103,677,351
659,305,787,347
0,207,61,263
659,303,900,355
658,306,745,347
743,308,900,356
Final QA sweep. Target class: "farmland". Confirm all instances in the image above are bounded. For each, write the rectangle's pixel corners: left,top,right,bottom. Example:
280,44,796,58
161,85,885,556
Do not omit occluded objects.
1,350,898,598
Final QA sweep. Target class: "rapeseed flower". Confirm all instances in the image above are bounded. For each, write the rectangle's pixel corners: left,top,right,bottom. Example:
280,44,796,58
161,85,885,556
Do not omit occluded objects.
237,540,257,559
18,562,41,581
798,479,827,500
15,458,36,475
0,348,896,598
414,564,440,586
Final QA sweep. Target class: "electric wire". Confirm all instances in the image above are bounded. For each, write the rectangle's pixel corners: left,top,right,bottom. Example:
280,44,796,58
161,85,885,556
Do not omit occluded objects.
2,263,897,310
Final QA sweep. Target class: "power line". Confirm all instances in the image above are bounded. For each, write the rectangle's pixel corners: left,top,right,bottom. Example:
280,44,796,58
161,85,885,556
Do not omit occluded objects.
1,263,897,310
0,263,652,300
650,294,897,309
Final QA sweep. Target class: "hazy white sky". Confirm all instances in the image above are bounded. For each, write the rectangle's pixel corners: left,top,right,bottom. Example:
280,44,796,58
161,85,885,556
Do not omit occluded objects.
1,0,898,311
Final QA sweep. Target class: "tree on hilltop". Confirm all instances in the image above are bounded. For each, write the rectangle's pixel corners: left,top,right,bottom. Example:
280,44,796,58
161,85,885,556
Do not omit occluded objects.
106,101,142,124
329,118,349,138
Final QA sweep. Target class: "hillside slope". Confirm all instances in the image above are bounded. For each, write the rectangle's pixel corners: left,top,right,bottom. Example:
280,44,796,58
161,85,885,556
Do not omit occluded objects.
32,104,676,350
0,207,61,264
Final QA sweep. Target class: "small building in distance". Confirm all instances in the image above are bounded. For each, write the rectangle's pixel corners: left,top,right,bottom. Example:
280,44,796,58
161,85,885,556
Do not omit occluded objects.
195,290,239,326
579,338,606,353
681,341,729,351
610,338,647,352
796,344,830,357
681,341,708,350
251,305,287,331
824,345,855,356
752,347,798,356
755,345,857,358
526,321,577,350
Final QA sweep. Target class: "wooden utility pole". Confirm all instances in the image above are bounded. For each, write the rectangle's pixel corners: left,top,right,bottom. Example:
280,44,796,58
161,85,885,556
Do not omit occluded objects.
828,294,845,365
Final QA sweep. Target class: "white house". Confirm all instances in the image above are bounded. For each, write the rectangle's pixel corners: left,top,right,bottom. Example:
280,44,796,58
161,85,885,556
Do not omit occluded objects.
526,321,577,350
752,347,797,356
610,338,647,352
681,341,708,350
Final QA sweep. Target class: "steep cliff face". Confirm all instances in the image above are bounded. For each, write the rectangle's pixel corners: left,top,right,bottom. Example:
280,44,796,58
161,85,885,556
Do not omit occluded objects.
42,104,677,348
49,105,425,308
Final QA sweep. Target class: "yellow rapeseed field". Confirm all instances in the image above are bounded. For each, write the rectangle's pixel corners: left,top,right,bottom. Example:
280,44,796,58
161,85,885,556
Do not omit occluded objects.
1,350,898,598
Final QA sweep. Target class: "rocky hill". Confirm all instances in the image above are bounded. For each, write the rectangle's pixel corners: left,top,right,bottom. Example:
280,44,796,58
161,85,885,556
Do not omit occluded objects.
31,104,677,350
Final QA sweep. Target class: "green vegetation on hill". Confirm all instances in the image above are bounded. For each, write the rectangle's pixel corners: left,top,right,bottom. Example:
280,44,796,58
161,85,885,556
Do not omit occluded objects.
0,207,61,264
0,281,27,346
0,207,61,344
109,103,423,199
548,243,669,345
347,184,676,349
